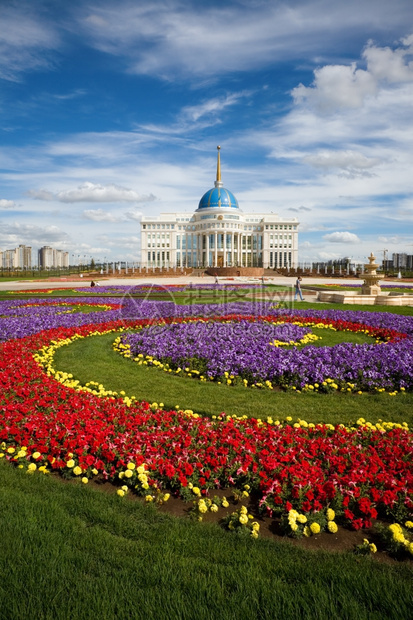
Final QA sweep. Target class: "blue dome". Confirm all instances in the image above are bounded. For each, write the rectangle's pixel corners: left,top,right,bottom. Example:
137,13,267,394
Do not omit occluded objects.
198,186,239,210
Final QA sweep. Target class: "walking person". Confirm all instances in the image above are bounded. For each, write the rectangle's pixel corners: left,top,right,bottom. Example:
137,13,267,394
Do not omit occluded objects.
294,276,303,301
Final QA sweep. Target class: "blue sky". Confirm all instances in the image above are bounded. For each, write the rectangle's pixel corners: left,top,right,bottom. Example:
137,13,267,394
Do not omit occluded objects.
1,0,412,265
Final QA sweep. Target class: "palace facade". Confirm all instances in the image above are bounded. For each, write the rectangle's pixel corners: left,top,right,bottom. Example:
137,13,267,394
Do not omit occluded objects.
140,148,299,269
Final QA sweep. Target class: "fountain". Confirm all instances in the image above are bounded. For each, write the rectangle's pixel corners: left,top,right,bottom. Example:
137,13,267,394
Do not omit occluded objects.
317,251,413,306
360,252,381,296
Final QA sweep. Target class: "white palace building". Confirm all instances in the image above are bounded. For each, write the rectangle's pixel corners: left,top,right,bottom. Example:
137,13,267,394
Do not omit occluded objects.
140,147,299,270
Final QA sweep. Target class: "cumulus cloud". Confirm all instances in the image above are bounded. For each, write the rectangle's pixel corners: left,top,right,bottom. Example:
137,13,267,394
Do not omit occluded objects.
83,209,121,222
291,34,413,114
363,38,413,83
28,182,156,204
323,231,361,244
292,63,377,112
0,199,16,209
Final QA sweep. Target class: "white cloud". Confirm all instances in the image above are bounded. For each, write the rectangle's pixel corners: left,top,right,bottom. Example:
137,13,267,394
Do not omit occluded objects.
363,39,413,83
292,64,377,112
287,206,312,213
323,232,361,244
28,182,156,204
0,199,16,209
303,150,381,177
83,209,120,222
125,210,143,221
78,1,413,81
0,222,70,248
291,34,413,114
0,5,60,81
182,92,251,122
378,236,401,244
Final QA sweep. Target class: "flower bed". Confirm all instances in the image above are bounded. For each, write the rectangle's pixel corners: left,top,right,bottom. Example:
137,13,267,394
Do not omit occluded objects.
0,297,413,544
118,314,410,393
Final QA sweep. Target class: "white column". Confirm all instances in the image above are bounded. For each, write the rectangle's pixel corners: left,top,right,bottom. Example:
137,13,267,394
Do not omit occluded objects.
214,231,218,267
231,232,234,266
206,233,210,267
197,233,200,267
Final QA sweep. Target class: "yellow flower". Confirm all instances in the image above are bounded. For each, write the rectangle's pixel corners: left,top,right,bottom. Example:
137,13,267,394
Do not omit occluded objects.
126,462,135,470
192,486,201,496
369,543,377,553
81,477,88,484
327,521,338,534
145,495,154,502
117,489,125,497
239,514,248,525
32,451,41,460
290,522,298,532
393,532,406,544
251,530,259,539
27,463,37,473
210,504,219,513
326,508,335,521
297,514,307,524
405,521,413,529
7,447,15,454
124,469,133,478
240,505,248,515
310,522,321,534
73,466,82,476
66,459,75,468
222,498,229,508
252,522,260,531
303,526,311,537
137,465,146,474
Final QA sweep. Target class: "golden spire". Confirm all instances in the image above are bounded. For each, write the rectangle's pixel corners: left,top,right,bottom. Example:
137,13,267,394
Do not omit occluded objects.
215,145,223,187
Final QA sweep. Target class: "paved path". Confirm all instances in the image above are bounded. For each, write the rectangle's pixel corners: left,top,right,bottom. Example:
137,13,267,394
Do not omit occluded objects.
0,275,406,307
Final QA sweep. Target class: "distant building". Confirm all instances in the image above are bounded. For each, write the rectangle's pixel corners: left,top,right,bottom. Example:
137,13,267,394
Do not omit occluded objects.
38,246,69,269
140,147,299,269
0,244,32,269
392,253,413,270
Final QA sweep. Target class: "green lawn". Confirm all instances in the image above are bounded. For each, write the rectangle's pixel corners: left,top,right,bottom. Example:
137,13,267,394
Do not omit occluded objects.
0,461,412,620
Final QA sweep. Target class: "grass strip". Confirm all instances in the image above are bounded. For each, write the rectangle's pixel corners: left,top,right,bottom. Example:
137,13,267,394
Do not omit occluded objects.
0,461,412,620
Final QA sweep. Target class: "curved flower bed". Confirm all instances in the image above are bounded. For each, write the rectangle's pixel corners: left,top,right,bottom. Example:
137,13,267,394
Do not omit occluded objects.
0,318,413,532
0,297,413,538
118,315,411,393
